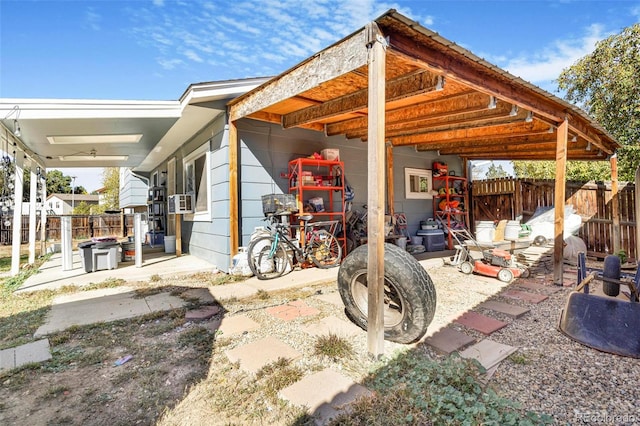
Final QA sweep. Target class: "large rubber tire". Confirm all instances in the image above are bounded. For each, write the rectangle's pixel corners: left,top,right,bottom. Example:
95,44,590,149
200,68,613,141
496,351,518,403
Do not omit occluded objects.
602,254,621,297
309,230,342,268
337,243,436,344
247,236,289,280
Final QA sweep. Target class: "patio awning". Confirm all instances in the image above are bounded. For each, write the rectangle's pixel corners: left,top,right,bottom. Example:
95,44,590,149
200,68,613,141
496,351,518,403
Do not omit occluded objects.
228,10,618,160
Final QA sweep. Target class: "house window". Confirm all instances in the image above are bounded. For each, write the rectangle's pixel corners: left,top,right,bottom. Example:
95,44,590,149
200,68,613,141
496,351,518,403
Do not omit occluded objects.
405,168,433,199
56,202,60,209
183,142,211,221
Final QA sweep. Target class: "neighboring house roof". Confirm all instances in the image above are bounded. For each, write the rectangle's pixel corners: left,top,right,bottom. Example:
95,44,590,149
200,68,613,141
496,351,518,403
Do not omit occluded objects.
47,194,99,203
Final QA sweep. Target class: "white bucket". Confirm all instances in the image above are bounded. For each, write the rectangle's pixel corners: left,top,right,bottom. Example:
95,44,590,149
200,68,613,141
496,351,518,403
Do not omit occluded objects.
164,235,176,253
504,220,521,241
231,247,253,276
396,237,408,250
475,221,495,244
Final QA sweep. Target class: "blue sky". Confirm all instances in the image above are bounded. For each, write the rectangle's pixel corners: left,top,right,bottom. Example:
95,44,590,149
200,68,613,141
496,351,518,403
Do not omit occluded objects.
1,0,639,189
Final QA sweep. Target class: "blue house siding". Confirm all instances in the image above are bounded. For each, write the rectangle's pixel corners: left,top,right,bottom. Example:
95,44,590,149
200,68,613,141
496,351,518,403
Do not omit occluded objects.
237,118,462,246
119,168,148,209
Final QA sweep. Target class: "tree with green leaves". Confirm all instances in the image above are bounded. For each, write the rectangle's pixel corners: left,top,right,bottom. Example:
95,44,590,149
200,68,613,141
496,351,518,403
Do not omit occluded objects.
557,23,640,181
100,167,120,211
515,23,639,181
485,162,509,179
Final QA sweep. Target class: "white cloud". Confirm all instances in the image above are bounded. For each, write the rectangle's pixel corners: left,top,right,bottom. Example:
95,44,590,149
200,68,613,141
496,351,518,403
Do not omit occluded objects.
496,24,610,85
158,58,184,70
152,0,164,6
85,8,101,31
183,49,203,62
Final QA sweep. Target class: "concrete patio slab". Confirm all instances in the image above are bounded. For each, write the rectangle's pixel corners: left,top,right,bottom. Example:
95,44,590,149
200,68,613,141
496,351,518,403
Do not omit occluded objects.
1,339,52,371
181,288,216,304
454,311,509,335
301,315,363,338
459,339,518,370
34,286,186,337
279,369,372,425
18,251,216,293
478,301,530,318
424,327,476,354
207,283,258,301
246,266,338,293
225,336,302,374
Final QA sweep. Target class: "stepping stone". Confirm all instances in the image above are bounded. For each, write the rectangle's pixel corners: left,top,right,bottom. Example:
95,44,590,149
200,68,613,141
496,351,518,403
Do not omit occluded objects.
424,327,475,354
225,336,301,374
314,291,344,307
502,290,548,304
454,311,509,335
266,300,320,321
185,305,221,321
459,339,518,370
479,301,530,319
301,316,363,338
279,369,372,424
181,288,216,304
210,315,260,337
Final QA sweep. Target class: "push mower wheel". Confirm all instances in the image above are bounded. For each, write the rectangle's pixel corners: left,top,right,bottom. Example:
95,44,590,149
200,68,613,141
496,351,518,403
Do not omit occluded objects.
497,268,514,283
460,261,474,275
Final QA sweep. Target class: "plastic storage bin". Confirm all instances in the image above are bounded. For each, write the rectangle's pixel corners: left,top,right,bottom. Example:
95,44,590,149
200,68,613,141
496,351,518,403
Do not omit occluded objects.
92,241,120,271
78,241,96,273
417,229,446,252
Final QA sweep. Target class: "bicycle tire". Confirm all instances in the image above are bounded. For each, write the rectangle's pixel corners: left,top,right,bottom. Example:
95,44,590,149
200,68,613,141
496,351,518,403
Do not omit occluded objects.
247,236,289,280
309,230,342,268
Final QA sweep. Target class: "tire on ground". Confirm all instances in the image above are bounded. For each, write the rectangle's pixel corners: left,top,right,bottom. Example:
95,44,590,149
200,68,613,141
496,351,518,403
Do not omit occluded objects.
337,243,436,344
602,254,621,297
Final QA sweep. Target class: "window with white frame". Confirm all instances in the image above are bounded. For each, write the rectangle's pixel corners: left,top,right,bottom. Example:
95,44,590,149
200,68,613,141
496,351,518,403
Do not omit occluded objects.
183,142,211,221
404,167,433,199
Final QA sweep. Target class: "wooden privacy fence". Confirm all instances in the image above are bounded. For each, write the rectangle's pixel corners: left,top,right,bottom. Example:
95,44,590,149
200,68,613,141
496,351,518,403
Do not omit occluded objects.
0,215,40,245
472,178,637,261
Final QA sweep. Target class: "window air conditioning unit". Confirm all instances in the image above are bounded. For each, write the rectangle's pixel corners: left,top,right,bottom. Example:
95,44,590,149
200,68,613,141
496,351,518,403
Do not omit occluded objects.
168,194,193,214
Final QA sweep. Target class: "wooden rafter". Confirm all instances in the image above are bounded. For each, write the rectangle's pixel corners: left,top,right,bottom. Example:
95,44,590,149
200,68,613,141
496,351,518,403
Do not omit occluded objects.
390,119,553,146
381,24,567,123
282,70,440,128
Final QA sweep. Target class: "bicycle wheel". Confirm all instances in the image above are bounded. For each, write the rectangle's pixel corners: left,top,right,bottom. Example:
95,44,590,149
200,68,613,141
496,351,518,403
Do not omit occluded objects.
247,236,289,280
309,230,342,268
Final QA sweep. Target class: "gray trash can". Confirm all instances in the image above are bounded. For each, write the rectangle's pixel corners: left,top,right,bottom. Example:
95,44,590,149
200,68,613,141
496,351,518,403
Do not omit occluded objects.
78,241,96,273
92,241,120,271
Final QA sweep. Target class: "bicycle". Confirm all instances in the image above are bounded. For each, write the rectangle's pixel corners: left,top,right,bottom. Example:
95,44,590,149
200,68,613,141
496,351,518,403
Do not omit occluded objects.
247,213,342,280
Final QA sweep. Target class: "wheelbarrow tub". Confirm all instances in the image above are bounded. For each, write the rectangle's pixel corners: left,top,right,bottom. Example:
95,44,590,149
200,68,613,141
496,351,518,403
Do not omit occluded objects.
558,291,640,358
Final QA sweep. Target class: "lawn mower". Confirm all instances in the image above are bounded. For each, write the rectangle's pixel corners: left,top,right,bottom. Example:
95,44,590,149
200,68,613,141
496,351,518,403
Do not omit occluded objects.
459,248,529,283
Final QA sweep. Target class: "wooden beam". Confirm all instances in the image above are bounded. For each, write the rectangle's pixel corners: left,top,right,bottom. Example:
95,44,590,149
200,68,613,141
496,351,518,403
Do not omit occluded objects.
229,29,369,121
383,29,566,123
229,121,239,258
386,142,394,215
366,22,386,358
282,70,439,128
390,120,552,146
553,119,569,286
611,154,620,255
327,90,484,136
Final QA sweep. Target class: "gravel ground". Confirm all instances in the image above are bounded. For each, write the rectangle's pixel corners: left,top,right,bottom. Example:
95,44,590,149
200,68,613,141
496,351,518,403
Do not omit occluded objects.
164,252,640,424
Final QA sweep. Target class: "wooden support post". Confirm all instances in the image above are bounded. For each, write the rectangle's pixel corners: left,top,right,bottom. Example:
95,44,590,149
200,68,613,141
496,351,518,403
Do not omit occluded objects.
229,121,239,257
366,22,386,358
386,142,394,216
28,166,37,264
610,154,620,256
553,119,569,286
175,213,182,257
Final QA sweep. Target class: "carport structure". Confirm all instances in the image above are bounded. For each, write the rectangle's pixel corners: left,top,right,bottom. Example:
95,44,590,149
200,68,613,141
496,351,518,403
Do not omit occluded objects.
228,10,619,355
